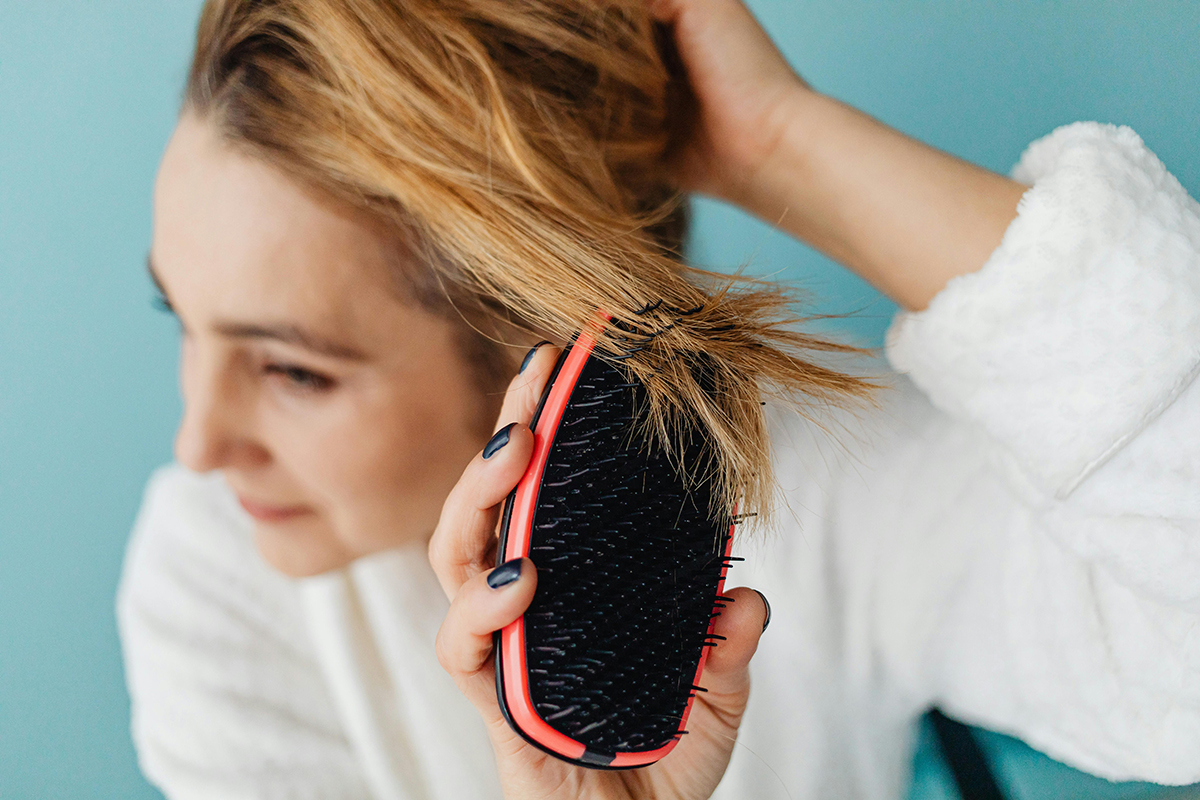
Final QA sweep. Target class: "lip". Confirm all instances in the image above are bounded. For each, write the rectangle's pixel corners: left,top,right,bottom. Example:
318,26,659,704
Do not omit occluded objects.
236,495,313,523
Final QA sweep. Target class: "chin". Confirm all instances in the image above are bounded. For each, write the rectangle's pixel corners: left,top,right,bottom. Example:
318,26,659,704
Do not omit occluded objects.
252,521,358,578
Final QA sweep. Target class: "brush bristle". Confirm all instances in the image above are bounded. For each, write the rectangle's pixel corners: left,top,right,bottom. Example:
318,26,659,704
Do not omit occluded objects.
521,351,731,756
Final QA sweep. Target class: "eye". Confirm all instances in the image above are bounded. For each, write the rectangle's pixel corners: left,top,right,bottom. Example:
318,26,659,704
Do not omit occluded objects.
263,363,336,393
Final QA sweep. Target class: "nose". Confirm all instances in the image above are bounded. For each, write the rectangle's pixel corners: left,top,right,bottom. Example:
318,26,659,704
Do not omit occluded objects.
173,342,266,473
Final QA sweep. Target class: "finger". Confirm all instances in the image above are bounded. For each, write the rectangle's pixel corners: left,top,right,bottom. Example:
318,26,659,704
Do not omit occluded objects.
684,586,768,740
637,586,766,790
702,586,768,694
428,343,562,600
428,422,534,599
435,558,538,712
647,0,676,23
494,342,561,431
687,0,794,85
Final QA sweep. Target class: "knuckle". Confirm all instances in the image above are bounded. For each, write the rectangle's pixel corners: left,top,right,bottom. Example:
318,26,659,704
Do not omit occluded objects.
434,625,456,673
426,528,450,570
442,468,474,513
431,522,457,558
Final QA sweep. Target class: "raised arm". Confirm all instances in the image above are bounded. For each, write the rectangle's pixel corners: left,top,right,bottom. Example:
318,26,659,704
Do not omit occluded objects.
651,0,1028,310
656,0,1200,786
877,120,1200,783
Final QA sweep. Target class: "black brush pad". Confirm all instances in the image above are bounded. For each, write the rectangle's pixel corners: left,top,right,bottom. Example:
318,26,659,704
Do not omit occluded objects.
502,347,732,760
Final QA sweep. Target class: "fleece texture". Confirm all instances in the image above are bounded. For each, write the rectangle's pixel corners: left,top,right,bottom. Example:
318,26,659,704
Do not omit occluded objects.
118,122,1200,800
888,123,1200,499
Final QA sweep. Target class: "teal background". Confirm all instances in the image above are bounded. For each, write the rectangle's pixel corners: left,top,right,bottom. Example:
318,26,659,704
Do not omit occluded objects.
0,2,1197,798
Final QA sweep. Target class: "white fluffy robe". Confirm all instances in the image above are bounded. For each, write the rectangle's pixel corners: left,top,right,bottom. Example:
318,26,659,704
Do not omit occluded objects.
118,122,1200,800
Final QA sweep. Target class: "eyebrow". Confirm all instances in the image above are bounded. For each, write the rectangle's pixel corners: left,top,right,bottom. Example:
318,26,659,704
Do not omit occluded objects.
146,255,369,361
216,320,371,360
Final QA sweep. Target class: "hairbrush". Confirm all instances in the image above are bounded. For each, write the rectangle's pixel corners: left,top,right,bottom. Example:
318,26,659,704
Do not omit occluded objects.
494,326,737,769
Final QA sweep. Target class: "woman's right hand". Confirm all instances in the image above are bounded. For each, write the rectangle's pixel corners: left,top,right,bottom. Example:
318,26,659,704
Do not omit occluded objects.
428,343,771,800
651,0,1027,311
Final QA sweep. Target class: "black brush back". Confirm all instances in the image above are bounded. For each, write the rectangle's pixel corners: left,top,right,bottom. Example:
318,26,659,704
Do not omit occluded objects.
496,342,733,769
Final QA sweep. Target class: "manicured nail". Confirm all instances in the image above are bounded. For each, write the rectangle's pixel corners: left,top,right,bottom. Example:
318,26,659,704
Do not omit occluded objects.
483,422,516,460
519,341,552,374
488,558,523,589
751,589,771,633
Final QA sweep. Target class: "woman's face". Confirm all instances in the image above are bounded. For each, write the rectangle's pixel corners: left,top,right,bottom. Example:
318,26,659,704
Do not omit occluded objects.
150,113,510,577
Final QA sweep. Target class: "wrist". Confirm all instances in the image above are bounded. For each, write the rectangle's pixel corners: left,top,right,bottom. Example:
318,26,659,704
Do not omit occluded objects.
720,85,826,229
723,86,1027,310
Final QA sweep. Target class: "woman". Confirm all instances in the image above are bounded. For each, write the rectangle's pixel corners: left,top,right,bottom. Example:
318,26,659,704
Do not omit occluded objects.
117,0,1200,797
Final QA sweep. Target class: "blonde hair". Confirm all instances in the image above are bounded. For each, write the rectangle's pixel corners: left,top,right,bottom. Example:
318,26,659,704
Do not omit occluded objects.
185,0,872,521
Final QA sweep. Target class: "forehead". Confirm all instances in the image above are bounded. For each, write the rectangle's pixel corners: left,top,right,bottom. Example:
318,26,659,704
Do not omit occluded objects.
151,113,405,339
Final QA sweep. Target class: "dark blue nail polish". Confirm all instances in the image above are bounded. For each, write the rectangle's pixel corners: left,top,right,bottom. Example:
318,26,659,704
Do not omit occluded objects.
483,422,516,460
488,558,523,589
519,341,552,374
752,589,771,632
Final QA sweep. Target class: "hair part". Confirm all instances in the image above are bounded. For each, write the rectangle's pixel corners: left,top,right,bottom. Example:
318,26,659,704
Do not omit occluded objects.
185,0,874,522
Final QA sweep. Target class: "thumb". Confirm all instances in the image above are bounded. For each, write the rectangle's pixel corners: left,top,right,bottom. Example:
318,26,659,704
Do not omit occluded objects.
702,586,769,700
688,585,769,741
648,585,768,792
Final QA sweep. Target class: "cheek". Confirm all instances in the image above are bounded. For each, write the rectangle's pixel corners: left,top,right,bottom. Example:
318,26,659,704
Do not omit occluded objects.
287,377,490,550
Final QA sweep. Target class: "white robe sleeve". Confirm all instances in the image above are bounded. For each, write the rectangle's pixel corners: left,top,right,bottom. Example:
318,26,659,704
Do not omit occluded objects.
885,122,1200,784
116,465,372,800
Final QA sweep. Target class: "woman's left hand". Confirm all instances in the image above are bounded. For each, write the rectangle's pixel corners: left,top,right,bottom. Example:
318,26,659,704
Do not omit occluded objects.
428,343,770,799
650,0,811,209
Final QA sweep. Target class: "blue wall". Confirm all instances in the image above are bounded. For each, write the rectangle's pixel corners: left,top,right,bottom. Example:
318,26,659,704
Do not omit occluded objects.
0,2,1196,798
0,2,200,797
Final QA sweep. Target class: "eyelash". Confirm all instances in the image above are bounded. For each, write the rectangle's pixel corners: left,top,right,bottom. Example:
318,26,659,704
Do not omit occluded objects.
152,293,334,393
263,363,336,392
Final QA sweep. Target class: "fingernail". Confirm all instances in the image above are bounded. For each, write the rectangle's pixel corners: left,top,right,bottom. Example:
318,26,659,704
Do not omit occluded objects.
751,589,771,633
483,422,516,460
487,558,523,589
519,341,552,374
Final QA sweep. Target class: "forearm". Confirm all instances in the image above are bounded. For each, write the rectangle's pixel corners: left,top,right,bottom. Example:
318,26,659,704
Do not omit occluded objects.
738,89,1028,311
